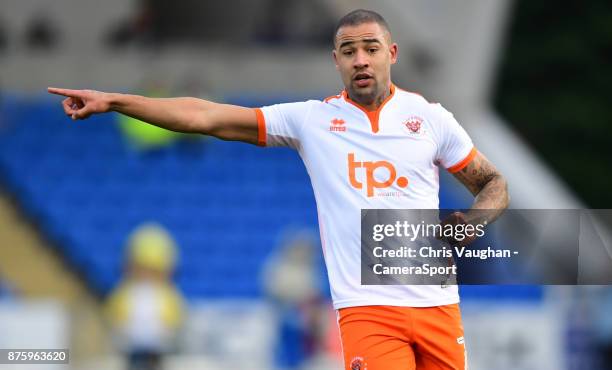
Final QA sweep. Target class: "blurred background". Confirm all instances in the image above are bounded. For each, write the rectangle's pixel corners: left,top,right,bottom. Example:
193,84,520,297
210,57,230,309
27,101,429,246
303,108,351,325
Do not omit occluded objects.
0,0,611,369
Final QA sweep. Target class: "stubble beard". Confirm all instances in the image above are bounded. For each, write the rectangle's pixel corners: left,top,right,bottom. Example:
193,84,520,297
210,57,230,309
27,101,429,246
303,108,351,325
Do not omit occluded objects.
347,80,388,108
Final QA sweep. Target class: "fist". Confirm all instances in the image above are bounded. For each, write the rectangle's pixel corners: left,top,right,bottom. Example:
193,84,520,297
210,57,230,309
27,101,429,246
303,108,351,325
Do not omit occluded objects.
439,211,478,246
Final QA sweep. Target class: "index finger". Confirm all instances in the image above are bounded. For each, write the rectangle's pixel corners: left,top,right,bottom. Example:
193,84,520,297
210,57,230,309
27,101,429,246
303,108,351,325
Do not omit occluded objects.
47,87,83,98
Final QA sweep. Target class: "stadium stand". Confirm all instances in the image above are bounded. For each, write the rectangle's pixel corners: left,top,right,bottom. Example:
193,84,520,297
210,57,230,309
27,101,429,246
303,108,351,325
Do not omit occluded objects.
0,97,318,298
0,97,541,302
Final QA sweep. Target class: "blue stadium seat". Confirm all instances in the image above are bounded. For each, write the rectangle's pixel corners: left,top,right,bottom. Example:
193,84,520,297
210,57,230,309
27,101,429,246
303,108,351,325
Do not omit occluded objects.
0,97,541,301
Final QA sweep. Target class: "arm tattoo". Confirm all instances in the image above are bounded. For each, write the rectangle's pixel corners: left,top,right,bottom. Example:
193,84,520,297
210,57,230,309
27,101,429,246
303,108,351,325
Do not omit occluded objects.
452,152,509,223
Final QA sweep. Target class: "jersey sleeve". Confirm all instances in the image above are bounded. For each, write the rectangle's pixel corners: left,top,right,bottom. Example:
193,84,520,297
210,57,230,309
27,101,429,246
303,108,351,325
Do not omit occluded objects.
431,103,476,173
254,101,314,149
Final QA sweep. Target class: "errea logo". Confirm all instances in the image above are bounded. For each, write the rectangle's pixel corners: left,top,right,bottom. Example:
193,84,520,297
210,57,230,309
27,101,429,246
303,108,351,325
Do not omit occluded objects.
329,118,346,132
348,153,409,197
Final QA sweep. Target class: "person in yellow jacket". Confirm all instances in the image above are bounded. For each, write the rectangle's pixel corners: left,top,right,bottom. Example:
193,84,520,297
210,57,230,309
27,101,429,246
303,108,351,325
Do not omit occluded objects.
106,223,184,370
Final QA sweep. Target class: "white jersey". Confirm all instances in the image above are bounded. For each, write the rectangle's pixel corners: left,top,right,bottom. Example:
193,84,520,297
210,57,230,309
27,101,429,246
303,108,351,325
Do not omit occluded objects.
255,84,476,309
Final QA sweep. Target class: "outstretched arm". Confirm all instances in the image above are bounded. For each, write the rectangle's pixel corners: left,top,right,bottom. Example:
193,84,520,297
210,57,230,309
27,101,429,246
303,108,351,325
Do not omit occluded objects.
47,88,260,145
452,150,510,225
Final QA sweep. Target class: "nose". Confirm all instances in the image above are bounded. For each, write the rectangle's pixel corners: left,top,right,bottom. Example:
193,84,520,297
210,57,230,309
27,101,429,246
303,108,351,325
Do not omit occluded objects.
353,49,370,69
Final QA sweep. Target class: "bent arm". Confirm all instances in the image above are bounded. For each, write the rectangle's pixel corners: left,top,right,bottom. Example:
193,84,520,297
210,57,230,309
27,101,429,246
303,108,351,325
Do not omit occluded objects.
47,88,260,145
451,150,510,224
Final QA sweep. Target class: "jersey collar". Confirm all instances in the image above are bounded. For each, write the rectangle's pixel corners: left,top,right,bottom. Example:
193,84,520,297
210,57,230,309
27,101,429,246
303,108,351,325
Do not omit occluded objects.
342,83,396,134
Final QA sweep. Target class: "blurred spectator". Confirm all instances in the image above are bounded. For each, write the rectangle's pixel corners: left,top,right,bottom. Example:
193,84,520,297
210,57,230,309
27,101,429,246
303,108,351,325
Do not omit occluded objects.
255,0,335,46
0,19,6,52
565,288,599,370
262,228,328,370
105,0,158,48
593,287,612,369
118,114,182,152
0,81,3,129
106,223,185,370
117,81,182,152
24,14,58,50
0,278,15,300
118,79,209,153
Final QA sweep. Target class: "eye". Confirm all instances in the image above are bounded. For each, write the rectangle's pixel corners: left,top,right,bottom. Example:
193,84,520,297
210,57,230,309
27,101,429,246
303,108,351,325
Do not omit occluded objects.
343,50,354,56
368,48,378,53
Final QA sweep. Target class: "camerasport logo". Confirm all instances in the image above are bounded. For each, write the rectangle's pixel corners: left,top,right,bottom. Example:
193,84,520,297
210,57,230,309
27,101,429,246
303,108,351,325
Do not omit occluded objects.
329,118,347,132
403,116,423,134
348,153,409,197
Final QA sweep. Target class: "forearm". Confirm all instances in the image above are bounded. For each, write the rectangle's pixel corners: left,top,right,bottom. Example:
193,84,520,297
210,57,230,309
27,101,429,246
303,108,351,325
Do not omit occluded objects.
466,175,509,224
451,151,510,226
108,93,214,134
48,86,260,144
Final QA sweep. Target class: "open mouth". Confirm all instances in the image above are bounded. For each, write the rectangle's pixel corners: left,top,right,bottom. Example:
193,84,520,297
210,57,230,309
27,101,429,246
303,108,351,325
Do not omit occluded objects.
353,73,373,88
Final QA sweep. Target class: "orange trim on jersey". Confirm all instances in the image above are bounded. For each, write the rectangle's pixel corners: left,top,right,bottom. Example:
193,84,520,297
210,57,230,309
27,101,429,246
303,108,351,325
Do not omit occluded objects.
342,84,396,134
324,93,342,103
254,108,266,147
447,147,477,173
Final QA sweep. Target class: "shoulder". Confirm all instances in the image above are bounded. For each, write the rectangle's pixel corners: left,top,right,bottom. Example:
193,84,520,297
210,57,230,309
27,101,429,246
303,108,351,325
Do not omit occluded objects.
312,93,350,115
260,99,319,117
392,87,445,118
392,88,462,140
394,86,430,105
323,92,342,103
321,92,345,110
394,88,456,128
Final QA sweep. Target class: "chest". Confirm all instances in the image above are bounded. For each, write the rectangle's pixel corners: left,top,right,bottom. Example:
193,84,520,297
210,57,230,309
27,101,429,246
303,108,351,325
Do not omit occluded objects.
302,105,438,167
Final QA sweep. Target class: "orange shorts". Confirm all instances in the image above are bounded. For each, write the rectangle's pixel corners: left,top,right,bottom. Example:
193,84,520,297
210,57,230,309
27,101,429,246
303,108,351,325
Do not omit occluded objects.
337,304,467,370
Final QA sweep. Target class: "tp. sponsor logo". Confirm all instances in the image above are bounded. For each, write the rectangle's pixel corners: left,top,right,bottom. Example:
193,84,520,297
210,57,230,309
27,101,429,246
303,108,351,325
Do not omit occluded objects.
348,153,408,197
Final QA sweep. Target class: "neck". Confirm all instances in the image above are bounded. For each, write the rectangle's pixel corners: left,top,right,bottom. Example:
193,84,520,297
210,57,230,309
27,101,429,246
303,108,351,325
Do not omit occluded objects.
347,82,393,111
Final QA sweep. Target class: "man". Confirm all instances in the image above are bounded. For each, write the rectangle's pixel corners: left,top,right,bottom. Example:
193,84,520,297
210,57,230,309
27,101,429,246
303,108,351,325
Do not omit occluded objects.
106,223,184,370
49,9,509,370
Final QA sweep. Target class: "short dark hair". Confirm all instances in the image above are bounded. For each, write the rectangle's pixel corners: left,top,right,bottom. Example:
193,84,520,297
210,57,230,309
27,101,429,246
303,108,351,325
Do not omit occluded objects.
334,9,391,41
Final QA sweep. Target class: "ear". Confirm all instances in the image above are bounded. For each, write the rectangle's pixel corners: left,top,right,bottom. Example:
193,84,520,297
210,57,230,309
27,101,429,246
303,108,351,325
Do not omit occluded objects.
389,43,399,65
332,49,339,70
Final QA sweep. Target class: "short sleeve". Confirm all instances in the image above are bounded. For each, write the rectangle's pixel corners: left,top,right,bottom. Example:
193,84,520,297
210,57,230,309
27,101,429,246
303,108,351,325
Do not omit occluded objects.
255,101,314,149
431,103,476,173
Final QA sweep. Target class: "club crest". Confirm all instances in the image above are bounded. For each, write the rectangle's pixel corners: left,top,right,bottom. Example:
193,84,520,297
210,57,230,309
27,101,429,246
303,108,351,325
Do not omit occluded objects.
350,356,366,370
403,116,423,134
